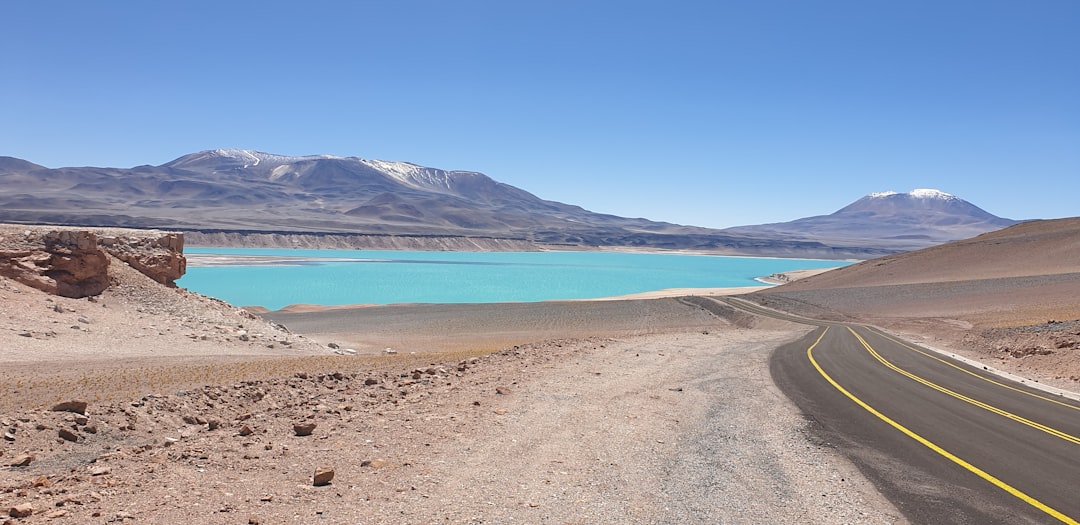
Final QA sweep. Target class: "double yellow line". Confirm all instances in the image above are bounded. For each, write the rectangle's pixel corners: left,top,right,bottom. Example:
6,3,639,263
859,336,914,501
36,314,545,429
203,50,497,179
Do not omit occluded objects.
849,327,1080,445
806,327,1079,525
867,327,1080,413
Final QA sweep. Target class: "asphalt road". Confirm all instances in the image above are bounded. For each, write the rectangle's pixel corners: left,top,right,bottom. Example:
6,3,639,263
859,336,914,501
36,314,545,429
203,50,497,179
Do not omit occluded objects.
719,297,1080,524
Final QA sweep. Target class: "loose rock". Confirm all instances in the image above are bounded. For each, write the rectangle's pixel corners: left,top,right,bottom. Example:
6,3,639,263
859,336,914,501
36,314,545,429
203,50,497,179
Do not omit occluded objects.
293,422,317,436
8,504,33,518
312,466,335,486
51,400,88,415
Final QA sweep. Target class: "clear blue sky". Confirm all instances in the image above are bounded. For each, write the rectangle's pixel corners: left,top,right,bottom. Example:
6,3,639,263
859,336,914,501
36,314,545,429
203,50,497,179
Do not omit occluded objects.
3,1,1077,228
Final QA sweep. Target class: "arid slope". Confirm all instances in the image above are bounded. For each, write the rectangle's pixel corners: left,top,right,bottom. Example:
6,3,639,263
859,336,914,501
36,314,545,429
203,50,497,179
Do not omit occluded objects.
753,217,1080,387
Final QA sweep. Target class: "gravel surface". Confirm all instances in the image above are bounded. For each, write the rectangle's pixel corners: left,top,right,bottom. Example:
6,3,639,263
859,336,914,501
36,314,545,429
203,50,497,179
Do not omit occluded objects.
1,264,907,523
1,331,906,524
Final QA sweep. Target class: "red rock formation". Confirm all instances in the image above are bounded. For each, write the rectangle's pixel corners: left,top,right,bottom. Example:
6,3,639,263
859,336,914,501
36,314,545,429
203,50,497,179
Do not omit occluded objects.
0,230,110,297
0,226,186,298
99,232,186,286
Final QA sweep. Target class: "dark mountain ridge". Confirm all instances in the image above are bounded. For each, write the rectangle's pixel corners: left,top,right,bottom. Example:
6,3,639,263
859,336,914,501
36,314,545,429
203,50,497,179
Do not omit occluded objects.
0,151,1016,258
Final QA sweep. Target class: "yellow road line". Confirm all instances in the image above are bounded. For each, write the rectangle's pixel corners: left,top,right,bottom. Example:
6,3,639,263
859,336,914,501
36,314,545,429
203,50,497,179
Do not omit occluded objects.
807,327,1079,525
848,328,1080,445
865,327,1080,412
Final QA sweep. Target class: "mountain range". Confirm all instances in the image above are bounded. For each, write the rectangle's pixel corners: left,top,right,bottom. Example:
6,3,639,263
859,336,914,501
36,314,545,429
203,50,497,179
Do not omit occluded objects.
0,149,1018,258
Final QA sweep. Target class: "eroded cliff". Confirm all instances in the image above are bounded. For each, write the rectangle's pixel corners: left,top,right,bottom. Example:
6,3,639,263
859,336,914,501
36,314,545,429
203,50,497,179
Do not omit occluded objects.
0,225,185,298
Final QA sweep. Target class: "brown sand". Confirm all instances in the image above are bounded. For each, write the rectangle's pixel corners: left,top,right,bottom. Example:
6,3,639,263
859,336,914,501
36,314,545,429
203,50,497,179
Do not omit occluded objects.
0,261,905,524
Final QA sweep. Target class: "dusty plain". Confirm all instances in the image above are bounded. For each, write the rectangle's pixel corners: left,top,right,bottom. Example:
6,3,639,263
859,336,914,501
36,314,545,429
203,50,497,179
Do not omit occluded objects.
0,235,904,523
751,218,1080,391
6,217,1079,524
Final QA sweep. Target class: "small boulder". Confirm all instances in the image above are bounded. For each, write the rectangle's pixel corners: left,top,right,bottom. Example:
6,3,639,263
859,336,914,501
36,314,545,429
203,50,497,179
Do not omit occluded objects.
8,503,33,518
51,400,88,415
292,422,317,437
312,466,335,486
10,454,34,467
58,428,79,442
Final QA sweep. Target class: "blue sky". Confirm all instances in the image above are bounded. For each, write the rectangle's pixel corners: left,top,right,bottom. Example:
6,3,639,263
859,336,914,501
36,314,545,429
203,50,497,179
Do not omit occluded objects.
3,1,1077,228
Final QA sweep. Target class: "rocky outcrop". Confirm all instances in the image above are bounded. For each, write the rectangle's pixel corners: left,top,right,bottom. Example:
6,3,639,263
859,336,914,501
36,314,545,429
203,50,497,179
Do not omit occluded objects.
0,225,186,298
99,232,186,285
0,230,110,297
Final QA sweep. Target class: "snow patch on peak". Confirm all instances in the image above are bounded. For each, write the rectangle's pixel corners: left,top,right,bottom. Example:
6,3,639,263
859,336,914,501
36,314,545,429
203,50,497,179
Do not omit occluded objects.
361,159,425,181
910,188,957,200
867,189,958,200
209,149,343,167
361,159,453,190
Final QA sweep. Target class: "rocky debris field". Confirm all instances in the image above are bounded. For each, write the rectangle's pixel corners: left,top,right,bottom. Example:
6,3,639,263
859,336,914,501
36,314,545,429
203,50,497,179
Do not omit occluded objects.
1,330,905,525
0,343,540,523
956,319,1080,383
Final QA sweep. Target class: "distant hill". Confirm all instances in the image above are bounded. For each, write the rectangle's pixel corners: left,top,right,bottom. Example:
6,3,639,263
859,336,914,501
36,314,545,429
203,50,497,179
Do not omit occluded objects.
722,189,1018,251
769,217,1080,291
0,150,1015,258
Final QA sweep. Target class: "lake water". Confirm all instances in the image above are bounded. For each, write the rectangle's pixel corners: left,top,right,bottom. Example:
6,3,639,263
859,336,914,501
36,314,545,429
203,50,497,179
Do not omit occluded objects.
178,248,847,310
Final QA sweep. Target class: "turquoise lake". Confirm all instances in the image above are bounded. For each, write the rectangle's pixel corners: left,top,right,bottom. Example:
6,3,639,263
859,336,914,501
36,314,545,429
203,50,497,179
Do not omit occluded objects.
178,248,848,310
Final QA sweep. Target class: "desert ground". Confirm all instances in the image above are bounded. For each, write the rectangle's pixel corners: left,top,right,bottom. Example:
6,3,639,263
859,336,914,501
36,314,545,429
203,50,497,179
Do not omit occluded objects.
750,218,1080,392
0,229,904,524
4,218,1079,524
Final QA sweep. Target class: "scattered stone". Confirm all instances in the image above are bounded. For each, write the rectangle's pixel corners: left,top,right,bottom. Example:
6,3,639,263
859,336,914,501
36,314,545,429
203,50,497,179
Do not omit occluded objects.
74,415,89,425
2,432,14,442
293,422,317,436
206,419,222,431
10,454,33,467
495,386,512,395
8,504,33,518
313,466,335,486
58,428,79,442
45,509,68,519
238,424,254,436
90,466,111,476
84,424,98,434
51,400,88,415
361,459,387,468
364,378,379,386
31,476,48,488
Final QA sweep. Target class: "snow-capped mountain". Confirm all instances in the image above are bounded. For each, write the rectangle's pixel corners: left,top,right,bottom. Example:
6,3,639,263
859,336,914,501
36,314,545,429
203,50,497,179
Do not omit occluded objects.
0,151,1020,257
722,189,1018,250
